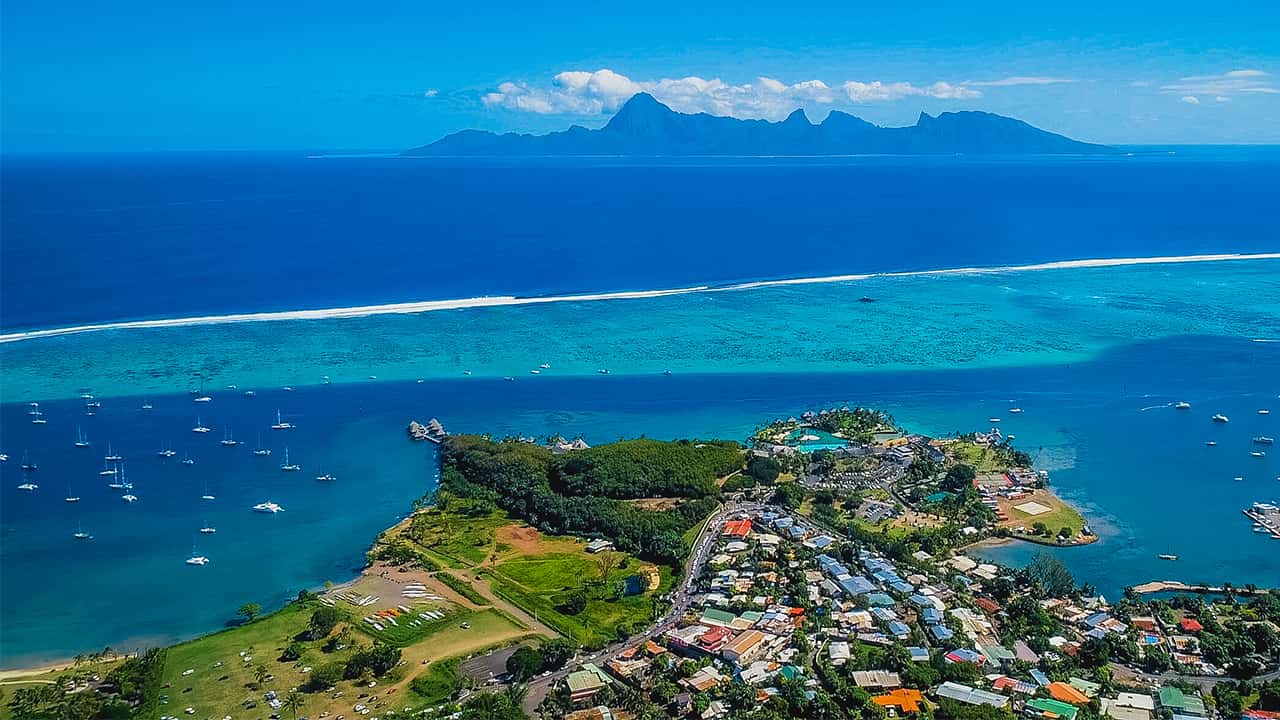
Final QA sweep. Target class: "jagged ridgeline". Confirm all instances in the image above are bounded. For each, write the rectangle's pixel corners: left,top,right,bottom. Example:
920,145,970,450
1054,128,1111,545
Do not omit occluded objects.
437,436,743,565
405,92,1113,156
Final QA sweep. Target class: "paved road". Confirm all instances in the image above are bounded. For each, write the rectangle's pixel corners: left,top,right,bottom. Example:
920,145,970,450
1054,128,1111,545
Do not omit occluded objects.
520,503,743,714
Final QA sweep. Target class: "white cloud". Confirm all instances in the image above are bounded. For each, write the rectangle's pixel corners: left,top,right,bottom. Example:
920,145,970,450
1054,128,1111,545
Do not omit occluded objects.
1161,69,1279,97
968,76,1075,87
482,69,1002,119
1181,95,1201,105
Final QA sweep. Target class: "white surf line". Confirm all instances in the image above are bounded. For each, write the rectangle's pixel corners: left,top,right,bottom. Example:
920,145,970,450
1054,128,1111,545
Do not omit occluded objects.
2,252,1277,345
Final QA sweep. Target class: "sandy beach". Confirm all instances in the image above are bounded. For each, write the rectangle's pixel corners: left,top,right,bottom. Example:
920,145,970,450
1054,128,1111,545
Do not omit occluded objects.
3,252,1277,345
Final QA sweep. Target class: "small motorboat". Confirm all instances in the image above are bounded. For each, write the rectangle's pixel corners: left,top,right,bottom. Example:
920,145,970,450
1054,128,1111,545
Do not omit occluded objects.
1212,414,1229,423
1158,553,1178,561
1175,401,1191,409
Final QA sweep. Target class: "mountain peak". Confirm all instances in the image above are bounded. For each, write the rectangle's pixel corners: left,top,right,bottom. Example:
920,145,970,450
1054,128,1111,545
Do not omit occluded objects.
407,101,1113,157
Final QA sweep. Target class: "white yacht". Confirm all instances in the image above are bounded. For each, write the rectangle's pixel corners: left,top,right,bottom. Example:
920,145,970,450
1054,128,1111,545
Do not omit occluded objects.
199,525,217,534
244,390,257,397
529,369,541,375
1175,401,1191,409
253,501,285,513
17,482,38,491
597,368,610,375
186,554,210,566
192,416,211,433
1212,413,1229,423
1256,437,1276,445
220,428,238,447
1205,440,1218,446
252,434,271,456
65,482,81,502
21,452,38,472
988,417,1002,423
1008,407,1023,414
181,454,195,465
157,447,177,458
104,444,122,462
315,472,336,482
193,378,212,403
280,448,301,472
74,427,91,448
121,494,138,503
1253,451,1267,458
74,523,92,540
31,411,47,425
1260,409,1272,415
141,400,154,410
271,410,293,430
539,363,551,370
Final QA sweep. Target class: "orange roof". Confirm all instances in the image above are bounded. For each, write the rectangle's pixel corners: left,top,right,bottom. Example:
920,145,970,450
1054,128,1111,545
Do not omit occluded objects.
723,520,752,537
873,689,924,713
1048,682,1090,705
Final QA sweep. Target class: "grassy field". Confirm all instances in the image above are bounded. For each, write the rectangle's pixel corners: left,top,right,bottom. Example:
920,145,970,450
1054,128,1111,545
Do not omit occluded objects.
156,601,339,719
148,596,534,719
487,554,670,649
999,490,1092,544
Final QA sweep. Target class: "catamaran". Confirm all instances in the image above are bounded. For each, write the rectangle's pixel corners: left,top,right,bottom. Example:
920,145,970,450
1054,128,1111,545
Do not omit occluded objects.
181,453,195,465
280,448,301,472
17,482,38,491
31,410,47,425
271,409,293,430
220,427,238,447
157,446,177,458
74,427,91,448
253,501,284,513
104,444,122,462
192,416,211,433
186,544,210,565
21,451,38,472
193,377,211,403
74,522,92,540
252,434,271,456
201,480,215,501
316,469,336,481
1256,437,1275,445
121,493,138,503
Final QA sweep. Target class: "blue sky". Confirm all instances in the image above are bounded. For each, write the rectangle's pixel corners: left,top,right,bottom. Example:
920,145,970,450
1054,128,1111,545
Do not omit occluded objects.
3,0,1278,151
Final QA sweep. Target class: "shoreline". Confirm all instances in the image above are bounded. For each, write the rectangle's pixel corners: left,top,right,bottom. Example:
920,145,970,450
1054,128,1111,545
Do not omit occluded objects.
3,252,1278,345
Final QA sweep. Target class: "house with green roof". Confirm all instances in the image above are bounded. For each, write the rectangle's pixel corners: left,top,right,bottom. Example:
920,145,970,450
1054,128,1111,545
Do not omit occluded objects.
1158,687,1206,717
1027,698,1080,720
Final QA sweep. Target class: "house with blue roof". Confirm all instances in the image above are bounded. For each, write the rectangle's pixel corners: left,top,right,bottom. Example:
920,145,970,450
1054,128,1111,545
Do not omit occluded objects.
888,621,911,639
929,624,954,641
921,608,942,624
866,593,895,607
839,576,876,596
1030,669,1051,687
890,581,915,594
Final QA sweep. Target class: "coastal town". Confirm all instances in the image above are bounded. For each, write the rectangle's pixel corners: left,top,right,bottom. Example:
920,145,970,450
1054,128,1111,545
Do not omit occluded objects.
4,409,1278,720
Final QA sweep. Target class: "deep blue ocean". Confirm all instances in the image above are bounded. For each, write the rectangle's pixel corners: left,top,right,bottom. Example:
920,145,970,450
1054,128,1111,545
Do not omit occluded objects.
3,149,1279,330
1,150,1278,668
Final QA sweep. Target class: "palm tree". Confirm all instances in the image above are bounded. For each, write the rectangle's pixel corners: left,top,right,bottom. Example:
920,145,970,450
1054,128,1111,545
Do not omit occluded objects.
504,682,529,707
252,663,270,689
283,689,304,719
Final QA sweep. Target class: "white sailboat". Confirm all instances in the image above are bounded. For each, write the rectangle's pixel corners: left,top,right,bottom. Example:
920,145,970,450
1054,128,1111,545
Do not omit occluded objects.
192,416,211,433
186,543,210,565
201,479,215,501
104,444,122,462
252,433,271,456
74,427,91,448
271,409,293,430
280,447,301,472
193,377,212,403
220,427,238,447
252,501,284,513
73,522,92,540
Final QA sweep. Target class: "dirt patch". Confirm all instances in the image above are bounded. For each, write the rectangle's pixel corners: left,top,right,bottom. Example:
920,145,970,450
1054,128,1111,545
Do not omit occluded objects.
624,497,686,511
492,524,583,559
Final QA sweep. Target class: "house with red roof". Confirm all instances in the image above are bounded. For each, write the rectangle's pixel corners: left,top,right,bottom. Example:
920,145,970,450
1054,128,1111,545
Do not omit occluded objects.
1179,618,1204,633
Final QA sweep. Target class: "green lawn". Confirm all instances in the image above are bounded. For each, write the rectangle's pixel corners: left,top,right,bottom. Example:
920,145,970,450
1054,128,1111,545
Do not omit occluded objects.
486,555,670,649
401,509,508,566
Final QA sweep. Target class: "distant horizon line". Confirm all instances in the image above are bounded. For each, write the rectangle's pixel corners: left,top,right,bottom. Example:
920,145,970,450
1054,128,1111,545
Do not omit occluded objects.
3,252,1278,345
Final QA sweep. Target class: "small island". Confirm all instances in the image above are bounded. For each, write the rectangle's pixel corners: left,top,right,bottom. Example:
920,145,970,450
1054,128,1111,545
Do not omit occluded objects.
4,409,1277,720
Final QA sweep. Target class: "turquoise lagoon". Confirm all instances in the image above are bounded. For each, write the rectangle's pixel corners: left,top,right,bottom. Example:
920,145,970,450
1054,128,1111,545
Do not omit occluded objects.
2,259,1280,666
